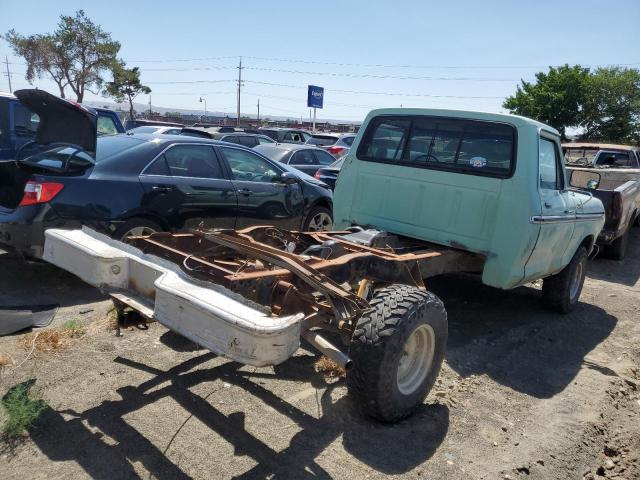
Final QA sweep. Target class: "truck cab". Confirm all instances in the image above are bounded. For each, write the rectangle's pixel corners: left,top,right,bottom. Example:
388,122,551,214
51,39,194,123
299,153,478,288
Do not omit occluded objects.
334,108,605,291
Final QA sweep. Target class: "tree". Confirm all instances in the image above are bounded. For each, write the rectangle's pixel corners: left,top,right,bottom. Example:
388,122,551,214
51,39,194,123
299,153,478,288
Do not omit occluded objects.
581,67,640,143
104,63,151,119
503,65,590,139
4,10,120,102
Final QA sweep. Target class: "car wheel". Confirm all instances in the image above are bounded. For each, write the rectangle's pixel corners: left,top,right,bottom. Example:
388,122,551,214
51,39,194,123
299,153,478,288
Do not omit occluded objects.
346,284,447,423
303,206,333,232
542,246,587,314
114,218,162,242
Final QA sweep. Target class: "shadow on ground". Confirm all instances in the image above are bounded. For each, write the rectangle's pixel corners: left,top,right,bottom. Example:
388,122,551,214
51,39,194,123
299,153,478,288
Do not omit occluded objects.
0,251,105,308
428,272,617,398
27,352,448,479
586,228,640,287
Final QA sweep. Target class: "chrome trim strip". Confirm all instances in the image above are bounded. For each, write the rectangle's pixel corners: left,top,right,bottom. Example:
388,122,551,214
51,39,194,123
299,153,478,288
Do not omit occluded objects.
530,213,605,224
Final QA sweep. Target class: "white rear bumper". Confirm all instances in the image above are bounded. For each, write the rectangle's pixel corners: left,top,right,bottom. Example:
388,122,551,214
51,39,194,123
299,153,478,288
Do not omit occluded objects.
43,228,302,366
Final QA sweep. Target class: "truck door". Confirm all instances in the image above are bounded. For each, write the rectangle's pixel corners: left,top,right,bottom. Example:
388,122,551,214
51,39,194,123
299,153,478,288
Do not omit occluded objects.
525,135,576,279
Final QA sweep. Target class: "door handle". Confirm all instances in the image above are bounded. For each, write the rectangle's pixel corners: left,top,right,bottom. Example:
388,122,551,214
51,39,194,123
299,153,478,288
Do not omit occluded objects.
564,210,576,214
544,202,552,208
238,188,253,196
152,185,172,193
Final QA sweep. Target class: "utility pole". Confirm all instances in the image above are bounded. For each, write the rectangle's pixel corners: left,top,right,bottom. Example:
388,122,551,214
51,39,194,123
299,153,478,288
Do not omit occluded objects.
257,99,260,125
236,57,243,127
4,56,12,93
149,95,152,116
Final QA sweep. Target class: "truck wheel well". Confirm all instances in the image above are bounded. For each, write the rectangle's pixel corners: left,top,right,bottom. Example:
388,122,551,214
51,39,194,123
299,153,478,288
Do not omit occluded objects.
580,235,595,254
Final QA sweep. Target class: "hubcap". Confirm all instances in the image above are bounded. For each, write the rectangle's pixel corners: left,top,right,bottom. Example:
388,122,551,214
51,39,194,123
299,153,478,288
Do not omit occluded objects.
569,258,584,302
397,324,436,395
121,226,157,240
307,212,333,231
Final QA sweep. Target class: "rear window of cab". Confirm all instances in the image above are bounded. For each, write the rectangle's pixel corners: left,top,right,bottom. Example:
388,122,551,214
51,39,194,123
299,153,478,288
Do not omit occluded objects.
356,115,516,178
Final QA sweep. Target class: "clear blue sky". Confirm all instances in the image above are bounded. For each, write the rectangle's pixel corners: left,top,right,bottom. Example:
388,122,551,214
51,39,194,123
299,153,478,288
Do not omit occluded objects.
1,0,639,122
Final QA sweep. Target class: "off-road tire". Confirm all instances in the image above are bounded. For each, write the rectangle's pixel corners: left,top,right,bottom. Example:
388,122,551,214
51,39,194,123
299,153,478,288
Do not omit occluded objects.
542,246,587,314
346,284,447,423
608,227,630,261
113,218,163,242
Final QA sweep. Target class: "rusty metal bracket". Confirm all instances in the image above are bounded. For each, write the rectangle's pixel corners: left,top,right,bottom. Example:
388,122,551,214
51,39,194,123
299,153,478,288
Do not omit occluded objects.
203,231,369,323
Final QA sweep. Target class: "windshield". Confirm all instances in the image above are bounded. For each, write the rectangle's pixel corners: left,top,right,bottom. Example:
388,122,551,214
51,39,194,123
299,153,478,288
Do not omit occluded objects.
96,135,146,162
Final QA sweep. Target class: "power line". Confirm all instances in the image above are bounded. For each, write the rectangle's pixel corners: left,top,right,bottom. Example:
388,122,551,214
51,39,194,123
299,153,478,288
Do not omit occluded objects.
243,80,504,99
242,55,640,70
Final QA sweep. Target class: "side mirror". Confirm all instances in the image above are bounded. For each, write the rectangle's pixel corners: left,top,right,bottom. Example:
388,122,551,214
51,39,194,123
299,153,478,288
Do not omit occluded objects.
276,171,298,185
569,170,601,190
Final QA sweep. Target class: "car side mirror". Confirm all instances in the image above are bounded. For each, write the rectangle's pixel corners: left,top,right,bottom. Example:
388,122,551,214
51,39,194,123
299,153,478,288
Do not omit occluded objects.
276,171,298,185
569,170,600,190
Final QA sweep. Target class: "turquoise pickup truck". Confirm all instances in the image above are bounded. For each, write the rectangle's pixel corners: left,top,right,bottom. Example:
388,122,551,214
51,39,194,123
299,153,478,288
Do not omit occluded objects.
334,108,605,310
41,108,606,423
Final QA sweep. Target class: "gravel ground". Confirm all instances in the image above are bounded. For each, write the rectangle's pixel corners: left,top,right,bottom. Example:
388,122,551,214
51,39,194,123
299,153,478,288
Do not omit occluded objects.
0,230,639,480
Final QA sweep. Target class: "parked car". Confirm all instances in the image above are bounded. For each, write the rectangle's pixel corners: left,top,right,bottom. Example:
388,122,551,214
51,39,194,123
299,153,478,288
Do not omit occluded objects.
258,128,311,144
306,133,356,159
564,142,640,260
334,108,605,313
314,156,345,189
0,91,125,160
180,128,276,148
124,119,184,130
253,143,337,176
128,125,184,135
0,90,333,258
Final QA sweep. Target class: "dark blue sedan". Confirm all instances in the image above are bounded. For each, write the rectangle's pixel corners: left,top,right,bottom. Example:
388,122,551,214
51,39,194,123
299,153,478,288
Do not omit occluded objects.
0,90,333,258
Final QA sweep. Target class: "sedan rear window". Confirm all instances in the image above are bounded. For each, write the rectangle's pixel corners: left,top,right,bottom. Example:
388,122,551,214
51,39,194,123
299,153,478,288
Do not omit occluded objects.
20,146,94,172
307,135,338,146
357,115,515,178
96,135,146,162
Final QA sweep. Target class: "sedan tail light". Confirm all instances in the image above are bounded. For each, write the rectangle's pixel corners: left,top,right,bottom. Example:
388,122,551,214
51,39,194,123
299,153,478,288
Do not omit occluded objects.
19,181,64,206
326,146,347,157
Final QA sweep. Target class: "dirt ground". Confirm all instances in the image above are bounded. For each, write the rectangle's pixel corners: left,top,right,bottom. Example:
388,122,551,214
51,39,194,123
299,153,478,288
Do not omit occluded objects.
0,231,639,480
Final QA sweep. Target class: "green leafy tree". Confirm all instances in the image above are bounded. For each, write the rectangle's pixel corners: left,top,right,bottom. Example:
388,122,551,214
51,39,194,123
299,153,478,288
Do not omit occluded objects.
104,63,151,119
581,67,640,143
4,10,120,102
503,65,590,139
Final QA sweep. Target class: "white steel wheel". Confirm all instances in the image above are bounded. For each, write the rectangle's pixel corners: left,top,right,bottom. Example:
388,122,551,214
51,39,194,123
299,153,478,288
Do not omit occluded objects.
306,210,333,232
396,324,436,395
569,258,583,303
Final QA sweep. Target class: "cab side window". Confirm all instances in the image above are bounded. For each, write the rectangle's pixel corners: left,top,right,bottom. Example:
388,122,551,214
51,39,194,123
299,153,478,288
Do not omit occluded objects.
291,149,317,165
539,138,562,190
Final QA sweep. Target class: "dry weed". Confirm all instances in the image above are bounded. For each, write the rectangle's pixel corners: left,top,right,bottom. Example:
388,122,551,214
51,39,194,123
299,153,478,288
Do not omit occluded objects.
20,320,87,354
314,356,346,378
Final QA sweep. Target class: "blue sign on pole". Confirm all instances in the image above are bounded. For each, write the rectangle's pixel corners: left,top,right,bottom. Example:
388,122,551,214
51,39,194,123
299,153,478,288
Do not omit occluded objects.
307,85,324,109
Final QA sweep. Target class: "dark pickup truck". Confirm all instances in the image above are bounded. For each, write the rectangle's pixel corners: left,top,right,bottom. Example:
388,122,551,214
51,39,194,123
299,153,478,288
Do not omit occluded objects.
565,143,640,260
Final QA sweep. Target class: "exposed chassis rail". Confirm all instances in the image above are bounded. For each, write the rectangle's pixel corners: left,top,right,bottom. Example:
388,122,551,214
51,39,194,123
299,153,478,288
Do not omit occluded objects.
43,226,483,367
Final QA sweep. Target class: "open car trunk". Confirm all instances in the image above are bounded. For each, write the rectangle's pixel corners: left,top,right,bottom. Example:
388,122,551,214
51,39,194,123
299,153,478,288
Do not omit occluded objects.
0,90,97,211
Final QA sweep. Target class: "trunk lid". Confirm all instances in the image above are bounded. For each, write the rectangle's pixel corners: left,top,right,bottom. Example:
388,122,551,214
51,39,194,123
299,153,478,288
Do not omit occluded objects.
14,89,97,158
1,90,98,211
